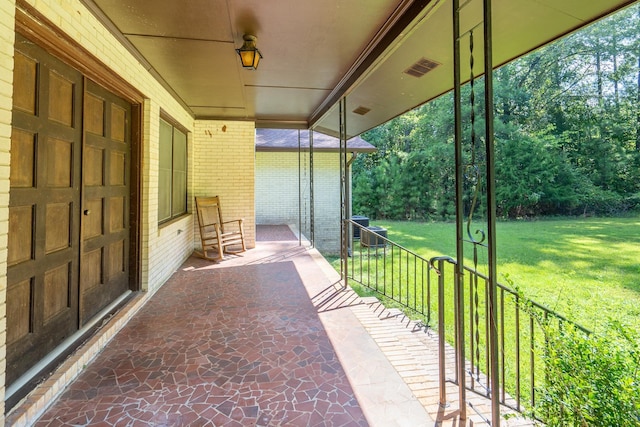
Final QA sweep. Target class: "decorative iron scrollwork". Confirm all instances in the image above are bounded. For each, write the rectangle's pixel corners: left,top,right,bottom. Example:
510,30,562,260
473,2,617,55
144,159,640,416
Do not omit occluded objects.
465,30,487,247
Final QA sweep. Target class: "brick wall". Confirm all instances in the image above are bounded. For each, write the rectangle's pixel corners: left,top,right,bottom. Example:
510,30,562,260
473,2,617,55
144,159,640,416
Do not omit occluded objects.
256,151,351,254
143,100,196,292
2,1,258,420
0,1,15,420
192,120,256,249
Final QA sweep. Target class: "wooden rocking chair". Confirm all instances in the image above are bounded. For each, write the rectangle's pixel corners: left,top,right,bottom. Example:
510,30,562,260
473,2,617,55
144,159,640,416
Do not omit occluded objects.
195,196,246,261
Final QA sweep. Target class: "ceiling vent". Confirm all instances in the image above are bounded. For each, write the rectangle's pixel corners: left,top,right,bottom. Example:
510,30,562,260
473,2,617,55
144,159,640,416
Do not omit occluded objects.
404,58,440,78
353,106,371,115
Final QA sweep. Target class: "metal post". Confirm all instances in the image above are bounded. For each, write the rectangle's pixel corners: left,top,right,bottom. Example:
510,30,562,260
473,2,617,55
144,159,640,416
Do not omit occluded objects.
298,129,302,246
452,0,467,421
437,259,447,407
310,130,315,247
483,0,500,424
339,97,349,288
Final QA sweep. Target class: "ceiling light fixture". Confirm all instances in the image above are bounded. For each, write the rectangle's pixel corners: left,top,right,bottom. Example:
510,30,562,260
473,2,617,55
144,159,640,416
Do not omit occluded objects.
236,34,263,70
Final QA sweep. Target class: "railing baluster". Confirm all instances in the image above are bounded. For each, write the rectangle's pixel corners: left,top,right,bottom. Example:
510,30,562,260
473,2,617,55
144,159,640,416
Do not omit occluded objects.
358,227,363,283
398,248,402,305
342,219,591,420
405,250,409,307
515,293,521,411
390,245,394,299
414,256,418,312
436,258,448,407
500,287,505,403
469,271,475,390
426,261,431,324
530,315,535,408
484,276,490,394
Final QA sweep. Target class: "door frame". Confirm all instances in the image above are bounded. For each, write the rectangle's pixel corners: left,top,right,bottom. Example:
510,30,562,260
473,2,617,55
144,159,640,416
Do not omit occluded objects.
15,0,144,292
6,1,145,410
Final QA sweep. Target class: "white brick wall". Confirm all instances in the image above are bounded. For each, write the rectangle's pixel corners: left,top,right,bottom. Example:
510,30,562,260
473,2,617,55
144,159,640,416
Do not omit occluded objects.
0,0,15,420
192,120,256,249
143,100,196,293
256,151,351,254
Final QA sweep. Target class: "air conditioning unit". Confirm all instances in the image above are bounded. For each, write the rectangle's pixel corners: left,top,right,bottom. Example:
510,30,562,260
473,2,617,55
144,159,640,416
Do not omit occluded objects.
361,226,387,248
351,215,369,238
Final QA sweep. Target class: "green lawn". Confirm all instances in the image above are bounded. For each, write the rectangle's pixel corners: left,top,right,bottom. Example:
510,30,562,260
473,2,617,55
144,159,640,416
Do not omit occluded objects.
368,216,640,331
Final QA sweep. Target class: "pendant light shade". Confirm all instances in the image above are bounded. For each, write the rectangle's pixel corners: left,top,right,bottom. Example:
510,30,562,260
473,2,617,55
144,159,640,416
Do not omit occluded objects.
236,34,263,70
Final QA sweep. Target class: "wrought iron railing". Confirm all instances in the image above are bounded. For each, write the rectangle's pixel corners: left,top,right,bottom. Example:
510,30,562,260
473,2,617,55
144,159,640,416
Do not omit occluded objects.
346,220,434,322
344,219,590,419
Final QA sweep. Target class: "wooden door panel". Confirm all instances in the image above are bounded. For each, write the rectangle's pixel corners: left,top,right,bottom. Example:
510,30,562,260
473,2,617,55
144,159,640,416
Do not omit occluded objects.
10,129,36,188
84,146,105,186
111,105,126,142
83,198,103,240
46,137,73,187
8,205,34,266
48,71,74,127
13,51,37,115
110,151,125,185
7,279,32,345
110,196,124,232
108,240,125,277
43,263,71,322
81,248,103,291
84,92,104,136
45,203,71,254
80,80,130,324
7,36,82,386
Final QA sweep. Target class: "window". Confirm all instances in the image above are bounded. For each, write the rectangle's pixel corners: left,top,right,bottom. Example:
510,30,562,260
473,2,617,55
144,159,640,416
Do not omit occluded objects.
158,117,187,223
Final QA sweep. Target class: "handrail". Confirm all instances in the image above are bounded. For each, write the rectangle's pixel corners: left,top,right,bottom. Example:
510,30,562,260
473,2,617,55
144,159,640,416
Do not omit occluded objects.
344,219,590,419
346,219,433,321
461,264,591,335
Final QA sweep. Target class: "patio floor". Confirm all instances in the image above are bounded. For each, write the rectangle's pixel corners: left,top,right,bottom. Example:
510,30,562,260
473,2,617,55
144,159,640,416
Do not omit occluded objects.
13,225,533,426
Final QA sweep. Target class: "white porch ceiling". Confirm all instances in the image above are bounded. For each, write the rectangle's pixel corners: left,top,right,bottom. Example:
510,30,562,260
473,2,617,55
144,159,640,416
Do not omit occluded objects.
82,0,636,137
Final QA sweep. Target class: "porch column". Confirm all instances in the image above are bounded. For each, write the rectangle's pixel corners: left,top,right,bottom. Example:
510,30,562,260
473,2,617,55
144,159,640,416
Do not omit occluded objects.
482,0,500,423
339,97,349,286
309,130,315,247
452,0,467,420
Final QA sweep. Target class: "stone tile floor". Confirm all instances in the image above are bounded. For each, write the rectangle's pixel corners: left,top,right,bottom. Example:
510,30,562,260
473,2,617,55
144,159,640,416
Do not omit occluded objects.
32,261,367,426
18,225,533,426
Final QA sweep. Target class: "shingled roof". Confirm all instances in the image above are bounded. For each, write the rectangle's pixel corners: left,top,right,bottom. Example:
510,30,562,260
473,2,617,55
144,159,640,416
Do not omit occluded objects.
256,129,376,153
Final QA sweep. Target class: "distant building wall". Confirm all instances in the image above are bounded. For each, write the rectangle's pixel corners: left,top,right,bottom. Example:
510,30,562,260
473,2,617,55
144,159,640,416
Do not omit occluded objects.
256,151,351,255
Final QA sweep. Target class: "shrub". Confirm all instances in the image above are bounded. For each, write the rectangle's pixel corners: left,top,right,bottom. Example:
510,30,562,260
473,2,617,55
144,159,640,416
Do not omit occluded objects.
529,320,640,426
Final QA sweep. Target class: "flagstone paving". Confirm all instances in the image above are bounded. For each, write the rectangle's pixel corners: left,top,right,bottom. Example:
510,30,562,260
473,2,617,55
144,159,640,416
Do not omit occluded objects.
33,260,368,426
18,225,533,426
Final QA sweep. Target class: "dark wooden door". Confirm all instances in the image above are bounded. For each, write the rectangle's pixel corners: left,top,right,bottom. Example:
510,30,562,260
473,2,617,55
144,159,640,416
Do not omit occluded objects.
7,37,132,386
7,37,83,385
80,80,131,324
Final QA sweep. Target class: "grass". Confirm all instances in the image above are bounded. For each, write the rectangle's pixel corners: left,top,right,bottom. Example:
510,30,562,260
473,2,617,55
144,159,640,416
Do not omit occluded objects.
327,215,640,411
358,216,640,331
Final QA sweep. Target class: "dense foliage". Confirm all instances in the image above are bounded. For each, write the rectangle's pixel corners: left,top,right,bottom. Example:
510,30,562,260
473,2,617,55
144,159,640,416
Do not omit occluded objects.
527,320,640,426
354,5,640,220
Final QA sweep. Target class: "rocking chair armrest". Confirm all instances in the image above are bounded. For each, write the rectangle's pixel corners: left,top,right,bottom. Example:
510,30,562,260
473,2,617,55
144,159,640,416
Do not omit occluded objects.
221,219,244,226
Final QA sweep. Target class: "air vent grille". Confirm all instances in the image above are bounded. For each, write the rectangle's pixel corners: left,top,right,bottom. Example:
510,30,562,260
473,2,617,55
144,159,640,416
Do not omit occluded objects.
353,106,371,115
404,58,440,78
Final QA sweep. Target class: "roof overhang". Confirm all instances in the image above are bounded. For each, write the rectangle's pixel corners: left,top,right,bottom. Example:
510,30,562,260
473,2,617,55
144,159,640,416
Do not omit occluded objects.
255,129,377,153
81,0,637,137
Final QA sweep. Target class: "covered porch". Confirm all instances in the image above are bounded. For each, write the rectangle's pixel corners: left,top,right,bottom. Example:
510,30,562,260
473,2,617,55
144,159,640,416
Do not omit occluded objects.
9,226,530,426
3,0,637,424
